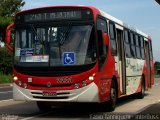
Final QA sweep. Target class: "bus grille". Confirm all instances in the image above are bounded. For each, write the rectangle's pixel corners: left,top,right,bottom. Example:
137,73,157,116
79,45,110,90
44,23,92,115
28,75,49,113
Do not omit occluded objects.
31,91,73,99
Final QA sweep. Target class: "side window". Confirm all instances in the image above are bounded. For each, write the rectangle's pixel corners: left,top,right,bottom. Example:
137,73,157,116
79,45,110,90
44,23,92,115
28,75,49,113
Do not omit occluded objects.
97,17,108,69
140,36,145,59
130,32,136,58
149,41,153,60
135,34,141,59
124,30,131,58
97,18,108,33
109,22,117,56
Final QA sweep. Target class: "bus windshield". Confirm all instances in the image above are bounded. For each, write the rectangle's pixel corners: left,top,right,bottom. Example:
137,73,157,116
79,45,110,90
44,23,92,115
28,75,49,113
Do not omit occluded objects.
14,24,96,67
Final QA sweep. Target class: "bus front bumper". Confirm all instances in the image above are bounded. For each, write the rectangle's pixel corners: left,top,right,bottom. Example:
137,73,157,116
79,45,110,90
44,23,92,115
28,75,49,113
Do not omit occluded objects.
13,82,99,103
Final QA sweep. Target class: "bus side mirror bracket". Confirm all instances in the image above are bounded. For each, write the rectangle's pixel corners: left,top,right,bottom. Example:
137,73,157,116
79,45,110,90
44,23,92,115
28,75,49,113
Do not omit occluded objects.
5,23,14,52
103,33,109,46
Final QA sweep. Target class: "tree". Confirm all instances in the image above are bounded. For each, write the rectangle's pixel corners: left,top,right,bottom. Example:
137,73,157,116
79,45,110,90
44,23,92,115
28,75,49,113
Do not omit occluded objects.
0,0,25,42
0,17,13,42
0,0,25,17
155,0,160,5
0,0,25,75
0,47,13,74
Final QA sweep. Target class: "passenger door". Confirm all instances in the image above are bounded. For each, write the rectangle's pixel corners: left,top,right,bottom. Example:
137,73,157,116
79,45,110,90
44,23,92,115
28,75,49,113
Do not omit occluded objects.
115,25,126,95
144,41,151,88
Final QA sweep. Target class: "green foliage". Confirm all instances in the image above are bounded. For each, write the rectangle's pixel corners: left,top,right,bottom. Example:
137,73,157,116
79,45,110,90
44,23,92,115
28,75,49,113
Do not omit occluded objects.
0,47,13,75
155,0,160,5
154,61,160,70
0,17,13,28
0,0,25,17
0,0,25,83
0,0,25,42
0,72,12,83
0,16,13,42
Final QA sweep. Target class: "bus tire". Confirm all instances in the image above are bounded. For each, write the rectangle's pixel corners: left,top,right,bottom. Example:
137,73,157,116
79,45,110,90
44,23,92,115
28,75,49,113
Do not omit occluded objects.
137,76,145,99
108,81,117,111
37,101,52,111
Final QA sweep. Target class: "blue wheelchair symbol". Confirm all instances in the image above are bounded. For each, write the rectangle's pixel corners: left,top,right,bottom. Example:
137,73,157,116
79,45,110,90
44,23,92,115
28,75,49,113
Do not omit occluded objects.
63,52,75,65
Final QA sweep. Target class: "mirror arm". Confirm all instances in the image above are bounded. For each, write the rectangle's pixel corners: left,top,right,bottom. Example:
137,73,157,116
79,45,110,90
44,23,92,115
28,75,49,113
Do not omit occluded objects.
6,43,14,52
5,23,14,52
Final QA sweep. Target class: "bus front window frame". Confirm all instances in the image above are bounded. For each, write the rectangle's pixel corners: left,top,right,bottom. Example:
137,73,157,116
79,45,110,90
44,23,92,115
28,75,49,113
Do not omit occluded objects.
14,22,97,67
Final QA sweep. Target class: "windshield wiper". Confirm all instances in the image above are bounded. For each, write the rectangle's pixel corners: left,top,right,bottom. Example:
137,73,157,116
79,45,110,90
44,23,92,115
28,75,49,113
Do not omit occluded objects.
58,22,72,60
59,22,72,46
29,24,45,54
29,24,42,42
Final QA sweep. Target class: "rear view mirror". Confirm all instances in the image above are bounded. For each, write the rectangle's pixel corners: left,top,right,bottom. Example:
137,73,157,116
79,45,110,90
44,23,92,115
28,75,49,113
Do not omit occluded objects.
5,23,14,52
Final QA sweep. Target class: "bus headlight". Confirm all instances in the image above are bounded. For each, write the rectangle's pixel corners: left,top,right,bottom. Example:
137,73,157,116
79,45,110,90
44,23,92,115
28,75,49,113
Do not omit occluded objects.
23,83,27,89
89,76,94,81
74,84,79,89
82,80,87,86
88,73,96,81
13,76,18,81
18,80,22,86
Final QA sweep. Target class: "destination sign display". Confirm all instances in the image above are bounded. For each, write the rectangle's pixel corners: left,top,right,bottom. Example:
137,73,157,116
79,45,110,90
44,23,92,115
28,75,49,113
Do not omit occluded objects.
15,8,93,24
24,11,82,22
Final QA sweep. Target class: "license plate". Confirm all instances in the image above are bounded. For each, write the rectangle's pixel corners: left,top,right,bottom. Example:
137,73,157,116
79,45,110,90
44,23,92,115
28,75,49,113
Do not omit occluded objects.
42,91,57,97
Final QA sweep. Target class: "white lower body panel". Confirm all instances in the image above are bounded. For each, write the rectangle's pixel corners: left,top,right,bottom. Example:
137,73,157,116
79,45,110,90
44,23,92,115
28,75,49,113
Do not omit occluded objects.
13,82,99,103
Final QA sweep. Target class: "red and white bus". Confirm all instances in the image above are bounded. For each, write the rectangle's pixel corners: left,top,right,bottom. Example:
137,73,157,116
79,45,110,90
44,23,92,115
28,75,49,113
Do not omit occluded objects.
6,6,154,111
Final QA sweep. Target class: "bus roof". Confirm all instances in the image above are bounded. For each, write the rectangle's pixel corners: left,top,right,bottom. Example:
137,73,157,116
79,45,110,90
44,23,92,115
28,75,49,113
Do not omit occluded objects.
99,9,150,39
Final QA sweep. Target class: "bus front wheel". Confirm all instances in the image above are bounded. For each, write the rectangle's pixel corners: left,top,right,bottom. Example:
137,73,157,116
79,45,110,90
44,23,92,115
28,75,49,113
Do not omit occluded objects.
108,81,117,111
99,81,117,112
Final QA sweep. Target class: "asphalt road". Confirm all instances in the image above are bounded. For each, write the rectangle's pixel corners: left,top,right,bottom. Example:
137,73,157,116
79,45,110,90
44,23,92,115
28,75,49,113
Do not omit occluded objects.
0,78,160,120
0,86,12,100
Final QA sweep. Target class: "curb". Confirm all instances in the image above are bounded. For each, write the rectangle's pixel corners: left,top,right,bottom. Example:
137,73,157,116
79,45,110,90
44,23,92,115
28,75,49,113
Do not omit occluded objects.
0,83,12,87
